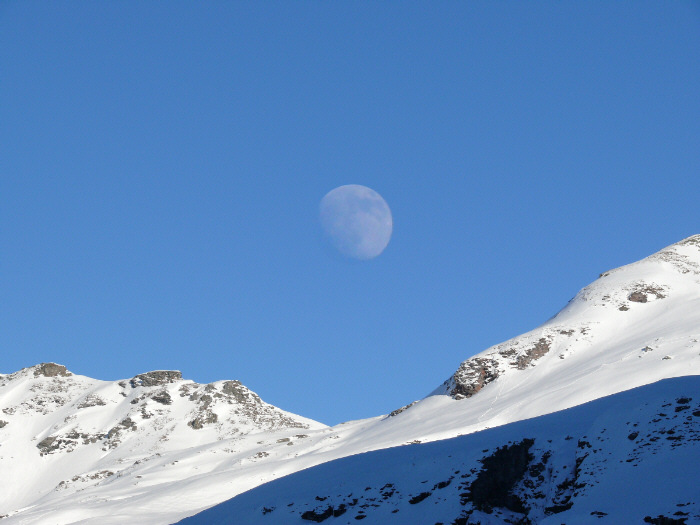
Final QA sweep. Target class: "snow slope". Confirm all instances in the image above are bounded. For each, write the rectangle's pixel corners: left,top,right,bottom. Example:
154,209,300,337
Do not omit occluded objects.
369,233,700,447
2,234,700,524
179,375,700,524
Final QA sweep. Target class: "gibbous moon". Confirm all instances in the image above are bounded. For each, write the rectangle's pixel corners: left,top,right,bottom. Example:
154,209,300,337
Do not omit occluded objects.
320,185,393,260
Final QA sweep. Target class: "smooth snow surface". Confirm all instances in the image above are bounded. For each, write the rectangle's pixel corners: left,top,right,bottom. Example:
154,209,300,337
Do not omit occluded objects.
2,235,700,524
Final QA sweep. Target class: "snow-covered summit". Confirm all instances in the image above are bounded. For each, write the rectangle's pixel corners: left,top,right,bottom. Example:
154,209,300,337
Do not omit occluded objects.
0,365,324,522
387,234,700,443
2,235,699,524
177,235,700,523
554,233,700,319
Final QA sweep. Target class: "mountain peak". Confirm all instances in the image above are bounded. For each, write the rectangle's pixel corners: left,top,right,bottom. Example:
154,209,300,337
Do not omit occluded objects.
1,362,74,381
435,234,700,404
33,362,72,378
2,236,698,524
671,233,700,247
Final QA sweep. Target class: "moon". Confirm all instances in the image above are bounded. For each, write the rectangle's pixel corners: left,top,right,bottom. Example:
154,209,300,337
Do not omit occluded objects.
319,185,393,260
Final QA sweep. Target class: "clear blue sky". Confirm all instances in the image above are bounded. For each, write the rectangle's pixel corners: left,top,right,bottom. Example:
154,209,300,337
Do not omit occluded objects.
2,2,699,425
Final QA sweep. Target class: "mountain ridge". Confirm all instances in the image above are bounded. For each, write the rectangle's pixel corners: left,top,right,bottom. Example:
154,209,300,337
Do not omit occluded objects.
437,234,700,402
2,234,699,524
179,375,700,524
0,363,324,522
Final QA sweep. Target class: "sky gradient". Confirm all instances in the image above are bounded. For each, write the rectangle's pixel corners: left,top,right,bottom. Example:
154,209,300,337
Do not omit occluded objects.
2,2,699,424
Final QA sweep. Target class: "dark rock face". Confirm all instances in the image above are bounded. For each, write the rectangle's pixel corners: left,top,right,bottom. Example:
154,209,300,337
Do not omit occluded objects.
515,338,552,370
408,491,432,504
629,292,648,303
299,504,348,522
0,420,8,428
449,357,500,400
465,439,535,515
130,371,182,388
301,506,334,522
188,412,219,430
151,391,172,405
222,380,259,404
36,436,59,455
33,363,71,377
387,401,418,418
643,516,688,524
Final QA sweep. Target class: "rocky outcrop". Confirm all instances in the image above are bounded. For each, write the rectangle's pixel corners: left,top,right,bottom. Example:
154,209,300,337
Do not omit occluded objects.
444,331,562,400
222,380,260,404
77,394,106,409
150,391,173,405
33,363,71,378
188,412,219,430
37,429,104,455
514,337,552,370
628,284,667,303
130,370,182,388
449,357,500,400
36,436,59,455
464,438,535,514
387,401,418,418
177,378,308,432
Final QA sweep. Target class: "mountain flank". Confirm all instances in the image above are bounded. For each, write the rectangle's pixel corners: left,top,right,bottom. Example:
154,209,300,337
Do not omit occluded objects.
179,376,700,524
1,234,699,524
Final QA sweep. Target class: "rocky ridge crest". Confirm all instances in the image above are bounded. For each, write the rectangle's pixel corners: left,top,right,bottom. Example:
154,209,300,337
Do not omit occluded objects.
438,234,700,400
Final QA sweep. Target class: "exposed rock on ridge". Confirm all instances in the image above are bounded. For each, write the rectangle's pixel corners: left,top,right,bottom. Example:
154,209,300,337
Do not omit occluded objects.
33,363,71,378
130,370,182,387
438,234,700,401
443,329,573,400
2,364,320,459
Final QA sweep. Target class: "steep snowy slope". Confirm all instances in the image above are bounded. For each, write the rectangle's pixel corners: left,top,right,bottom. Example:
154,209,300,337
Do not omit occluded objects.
179,375,700,524
2,235,700,524
362,233,700,447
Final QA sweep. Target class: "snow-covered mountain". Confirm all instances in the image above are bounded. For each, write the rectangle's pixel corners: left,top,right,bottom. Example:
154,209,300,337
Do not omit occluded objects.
0,365,324,523
2,234,700,524
180,376,700,524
